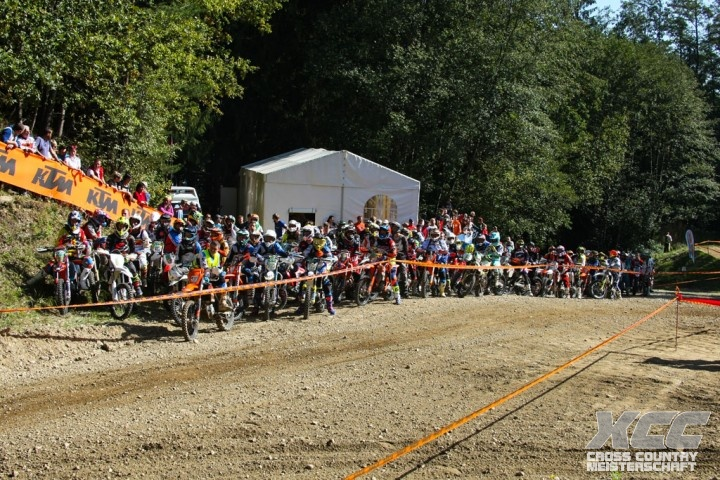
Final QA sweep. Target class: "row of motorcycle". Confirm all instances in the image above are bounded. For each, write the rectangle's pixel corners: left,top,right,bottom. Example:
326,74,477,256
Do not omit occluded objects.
30,241,653,342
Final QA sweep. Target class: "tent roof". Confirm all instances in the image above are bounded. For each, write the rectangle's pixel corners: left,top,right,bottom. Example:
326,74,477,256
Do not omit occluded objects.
243,148,336,176
242,148,420,186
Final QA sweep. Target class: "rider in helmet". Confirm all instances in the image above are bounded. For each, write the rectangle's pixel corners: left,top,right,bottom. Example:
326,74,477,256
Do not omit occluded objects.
154,213,173,244
376,224,401,305
281,220,302,246
419,226,450,297
222,215,238,246
176,225,206,272
82,209,110,243
208,228,230,261
107,216,143,296
37,210,91,285
129,213,151,288
607,249,622,292
336,223,360,254
390,222,410,299
296,231,336,315
224,228,249,267
163,217,185,255
298,224,316,253
202,239,231,311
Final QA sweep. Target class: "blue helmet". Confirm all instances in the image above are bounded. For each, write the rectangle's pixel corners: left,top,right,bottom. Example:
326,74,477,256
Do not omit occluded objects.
378,224,390,239
489,231,501,246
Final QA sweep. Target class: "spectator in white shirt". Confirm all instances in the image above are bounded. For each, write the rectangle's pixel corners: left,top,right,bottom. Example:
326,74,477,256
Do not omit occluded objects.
64,144,82,170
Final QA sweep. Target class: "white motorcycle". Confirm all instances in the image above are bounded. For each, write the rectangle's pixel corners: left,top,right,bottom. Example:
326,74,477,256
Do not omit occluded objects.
95,249,137,320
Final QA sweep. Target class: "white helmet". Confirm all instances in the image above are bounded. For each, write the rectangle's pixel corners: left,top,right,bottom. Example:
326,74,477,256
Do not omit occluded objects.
263,230,277,247
288,220,300,231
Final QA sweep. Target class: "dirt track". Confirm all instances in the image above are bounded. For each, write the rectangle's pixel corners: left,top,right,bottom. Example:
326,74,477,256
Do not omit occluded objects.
0,293,718,479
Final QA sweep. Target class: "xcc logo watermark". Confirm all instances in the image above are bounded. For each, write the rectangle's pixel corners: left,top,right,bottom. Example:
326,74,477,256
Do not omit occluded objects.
585,411,711,473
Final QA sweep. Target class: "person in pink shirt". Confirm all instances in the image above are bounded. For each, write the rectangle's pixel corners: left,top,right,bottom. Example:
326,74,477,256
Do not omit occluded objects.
86,158,105,183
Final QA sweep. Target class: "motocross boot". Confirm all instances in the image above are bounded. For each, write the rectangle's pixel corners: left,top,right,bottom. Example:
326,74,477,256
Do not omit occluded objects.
393,285,401,305
439,283,446,297
219,294,232,312
26,269,46,287
133,281,143,297
325,296,336,315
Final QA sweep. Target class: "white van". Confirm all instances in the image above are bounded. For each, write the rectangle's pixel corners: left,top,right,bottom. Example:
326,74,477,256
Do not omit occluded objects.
170,185,202,212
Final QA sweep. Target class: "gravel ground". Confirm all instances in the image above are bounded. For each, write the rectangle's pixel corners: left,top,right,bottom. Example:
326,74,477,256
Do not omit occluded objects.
0,292,718,479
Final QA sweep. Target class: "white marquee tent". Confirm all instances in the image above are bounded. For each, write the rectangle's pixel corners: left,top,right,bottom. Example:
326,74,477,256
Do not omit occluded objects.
238,148,420,228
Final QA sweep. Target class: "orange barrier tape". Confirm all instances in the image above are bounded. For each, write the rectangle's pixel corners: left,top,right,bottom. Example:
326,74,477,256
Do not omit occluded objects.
0,260,389,314
677,294,720,307
344,298,676,480
0,141,158,225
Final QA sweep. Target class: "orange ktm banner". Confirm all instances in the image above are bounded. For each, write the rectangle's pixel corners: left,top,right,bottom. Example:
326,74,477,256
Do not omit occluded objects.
0,143,158,224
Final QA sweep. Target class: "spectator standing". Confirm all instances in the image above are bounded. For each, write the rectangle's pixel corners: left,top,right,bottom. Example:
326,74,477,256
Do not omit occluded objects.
16,125,35,153
407,218,417,231
664,232,673,252
355,215,366,234
2,123,24,149
133,181,149,206
56,144,68,163
64,144,82,170
158,195,174,217
272,213,286,238
86,158,105,183
34,128,54,160
118,173,132,192
108,171,122,188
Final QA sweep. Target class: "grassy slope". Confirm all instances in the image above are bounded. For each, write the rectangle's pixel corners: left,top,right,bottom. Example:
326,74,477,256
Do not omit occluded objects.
0,185,102,327
653,245,720,293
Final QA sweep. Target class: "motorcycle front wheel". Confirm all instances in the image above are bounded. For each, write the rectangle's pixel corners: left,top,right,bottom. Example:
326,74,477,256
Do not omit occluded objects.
55,278,72,316
182,300,200,341
456,272,475,298
354,276,372,306
303,283,312,319
109,283,134,320
590,280,606,300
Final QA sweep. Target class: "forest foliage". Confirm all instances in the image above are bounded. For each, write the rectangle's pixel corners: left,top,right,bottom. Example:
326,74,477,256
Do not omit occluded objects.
1,0,719,248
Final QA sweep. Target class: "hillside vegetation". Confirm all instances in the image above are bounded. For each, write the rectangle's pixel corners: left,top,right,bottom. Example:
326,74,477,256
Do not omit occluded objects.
0,187,78,326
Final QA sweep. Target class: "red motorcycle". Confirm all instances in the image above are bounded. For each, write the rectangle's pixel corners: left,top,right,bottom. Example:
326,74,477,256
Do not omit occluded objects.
330,249,361,304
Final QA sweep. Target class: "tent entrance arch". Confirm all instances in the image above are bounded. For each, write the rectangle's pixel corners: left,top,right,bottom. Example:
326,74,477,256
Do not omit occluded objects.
364,194,397,222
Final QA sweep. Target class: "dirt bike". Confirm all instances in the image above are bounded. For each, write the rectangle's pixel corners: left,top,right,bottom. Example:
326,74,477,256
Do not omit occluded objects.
331,249,361,304
554,263,575,298
95,249,137,320
355,255,395,306
483,250,506,296
180,267,235,341
300,256,335,319
258,254,291,320
590,268,622,300
222,262,246,327
506,256,532,296
454,246,483,298
32,244,100,315
415,250,446,298
145,240,165,296
165,255,189,325
531,260,557,297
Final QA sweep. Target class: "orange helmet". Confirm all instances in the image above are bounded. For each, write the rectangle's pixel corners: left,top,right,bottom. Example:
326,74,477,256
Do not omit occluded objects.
209,228,224,241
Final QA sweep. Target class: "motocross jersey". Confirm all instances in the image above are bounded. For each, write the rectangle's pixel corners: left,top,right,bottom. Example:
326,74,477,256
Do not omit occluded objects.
224,240,249,266
419,237,448,254
107,232,136,254
281,230,301,245
375,236,397,259
81,219,103,242
303,243,333,259
163,227,182,255
130,227,150,254
511,248,529,264
337,233,360,254
607,257,622,271
177,241,205,269
257,241,289,257
392,234,409,259
56,225,89,251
